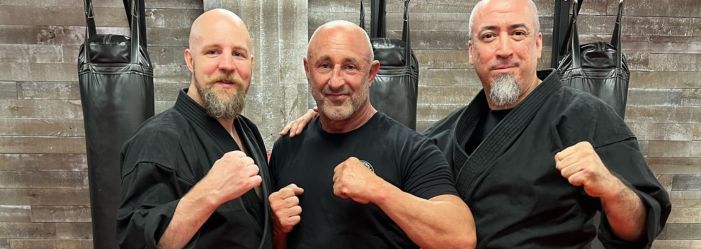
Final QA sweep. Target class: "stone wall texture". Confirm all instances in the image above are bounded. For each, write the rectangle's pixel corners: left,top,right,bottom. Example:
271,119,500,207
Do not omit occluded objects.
0,0,699,248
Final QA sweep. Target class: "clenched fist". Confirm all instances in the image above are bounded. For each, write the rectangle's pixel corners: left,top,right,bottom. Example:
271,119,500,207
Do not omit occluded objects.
199,150,262,205
555,141,622,199
332,157,386,204
269,184,304,234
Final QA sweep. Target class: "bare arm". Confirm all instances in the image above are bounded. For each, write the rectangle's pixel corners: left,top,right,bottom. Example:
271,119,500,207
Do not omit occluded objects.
158,151,262,249
599,176,646,241
555,141,646,241
333,157,476,249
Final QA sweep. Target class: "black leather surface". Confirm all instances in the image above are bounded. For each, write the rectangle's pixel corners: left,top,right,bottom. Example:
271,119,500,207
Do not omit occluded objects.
78,0,153,248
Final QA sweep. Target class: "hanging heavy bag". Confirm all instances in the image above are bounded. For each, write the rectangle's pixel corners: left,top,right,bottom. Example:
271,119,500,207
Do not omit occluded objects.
360,0,419,129
78,0,154,248
557,0,629,118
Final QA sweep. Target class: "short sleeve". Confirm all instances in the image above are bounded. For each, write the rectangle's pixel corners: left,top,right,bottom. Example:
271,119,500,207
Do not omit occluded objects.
401,137,459,200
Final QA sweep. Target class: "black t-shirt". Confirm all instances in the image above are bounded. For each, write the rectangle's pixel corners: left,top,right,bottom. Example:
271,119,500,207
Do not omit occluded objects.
269,112,457,249
464,109,510,155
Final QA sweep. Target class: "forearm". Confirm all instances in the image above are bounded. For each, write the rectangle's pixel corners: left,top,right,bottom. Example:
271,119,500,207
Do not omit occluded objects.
373,184,475,249
158,187,219,249
272,226,288,249
600,178,647,241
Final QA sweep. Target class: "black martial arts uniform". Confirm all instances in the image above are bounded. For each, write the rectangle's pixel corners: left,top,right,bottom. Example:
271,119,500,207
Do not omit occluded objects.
270,112,458,249
425,70,671,248
117,89,272,249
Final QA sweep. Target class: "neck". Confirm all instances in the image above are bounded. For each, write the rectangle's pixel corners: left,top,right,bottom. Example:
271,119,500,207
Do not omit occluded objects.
319,102,377,133
187,83,203,106
217,117,236,135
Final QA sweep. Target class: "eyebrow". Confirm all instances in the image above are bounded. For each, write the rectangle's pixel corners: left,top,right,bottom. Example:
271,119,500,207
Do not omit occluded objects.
200,44,249,53
314,55,360,65
478,23,530,33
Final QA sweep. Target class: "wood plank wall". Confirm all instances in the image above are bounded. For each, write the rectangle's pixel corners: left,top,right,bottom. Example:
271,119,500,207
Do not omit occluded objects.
309,0,701,247
0,0,200,248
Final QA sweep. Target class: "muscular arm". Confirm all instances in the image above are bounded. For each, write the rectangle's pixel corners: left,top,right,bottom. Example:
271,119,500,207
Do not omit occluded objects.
375,189,476,249
599,176,647,241
555,141,647,241
333,157,475,249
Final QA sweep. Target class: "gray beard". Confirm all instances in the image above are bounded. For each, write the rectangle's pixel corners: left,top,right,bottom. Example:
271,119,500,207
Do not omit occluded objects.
489,74,520,107
200,87,245,119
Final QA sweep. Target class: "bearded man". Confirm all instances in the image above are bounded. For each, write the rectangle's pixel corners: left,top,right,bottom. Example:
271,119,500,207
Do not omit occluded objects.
424,0,670,247
117,9,272,249
267,20,475,249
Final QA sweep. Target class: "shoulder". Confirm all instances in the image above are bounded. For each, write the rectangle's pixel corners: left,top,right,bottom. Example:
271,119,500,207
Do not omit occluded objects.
549,86,634,147
423,105,466,137
270,118,317,157
122,108,189,167
375,113,445,158
422,105,467,152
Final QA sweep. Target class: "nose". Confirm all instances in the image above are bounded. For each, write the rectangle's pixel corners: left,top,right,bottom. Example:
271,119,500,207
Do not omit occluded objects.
218,53,237,72
495,34,514,59
327,65,345,90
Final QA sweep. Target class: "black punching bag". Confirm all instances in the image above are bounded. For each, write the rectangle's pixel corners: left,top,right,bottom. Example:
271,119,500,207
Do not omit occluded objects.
78,0,154,248
557,0,629,118
361,0,419,129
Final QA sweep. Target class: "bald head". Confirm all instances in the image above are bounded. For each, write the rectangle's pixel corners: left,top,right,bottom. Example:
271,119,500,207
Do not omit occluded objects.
189,9,251,50
307,20,374,63
468,0,540,39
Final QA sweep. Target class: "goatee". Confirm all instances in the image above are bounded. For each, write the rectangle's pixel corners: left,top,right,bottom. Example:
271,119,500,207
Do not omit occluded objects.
489,74,520,107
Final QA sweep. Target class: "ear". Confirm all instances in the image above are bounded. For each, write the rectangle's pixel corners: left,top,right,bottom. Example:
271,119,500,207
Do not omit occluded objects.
535,32,543,59
467,40,475,65
184,48,194,73
303,57,311,79
366,60,380,87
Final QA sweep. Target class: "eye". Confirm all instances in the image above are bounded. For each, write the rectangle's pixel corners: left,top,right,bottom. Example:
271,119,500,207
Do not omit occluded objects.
480,32,496,42
205,49,219,56
343,64,358,71
233,50,248,59
513,30,528,40
316,62,332,72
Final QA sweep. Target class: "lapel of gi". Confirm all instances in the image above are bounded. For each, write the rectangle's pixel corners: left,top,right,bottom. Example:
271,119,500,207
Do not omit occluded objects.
234,117,272,249
454,70,562,201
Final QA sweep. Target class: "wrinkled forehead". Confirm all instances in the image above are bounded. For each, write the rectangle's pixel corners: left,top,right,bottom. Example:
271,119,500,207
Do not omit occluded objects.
472,0,537,32
307,26,372,62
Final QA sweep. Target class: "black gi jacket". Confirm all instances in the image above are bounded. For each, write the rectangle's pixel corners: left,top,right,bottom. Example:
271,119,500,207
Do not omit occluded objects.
117,89,272,249
425,70,671,248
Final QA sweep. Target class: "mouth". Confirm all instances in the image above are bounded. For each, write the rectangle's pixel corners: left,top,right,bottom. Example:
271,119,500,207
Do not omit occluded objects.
491,65,517,73
215,80,238,89
324,93,349,102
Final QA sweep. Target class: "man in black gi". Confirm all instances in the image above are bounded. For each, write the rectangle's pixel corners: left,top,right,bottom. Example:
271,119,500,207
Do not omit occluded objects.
424,0,671,247
281,0,671,247
117,9,272,249
267,20,476,249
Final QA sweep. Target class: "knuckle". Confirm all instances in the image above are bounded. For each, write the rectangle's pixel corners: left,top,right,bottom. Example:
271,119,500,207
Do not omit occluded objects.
289,196,300,205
